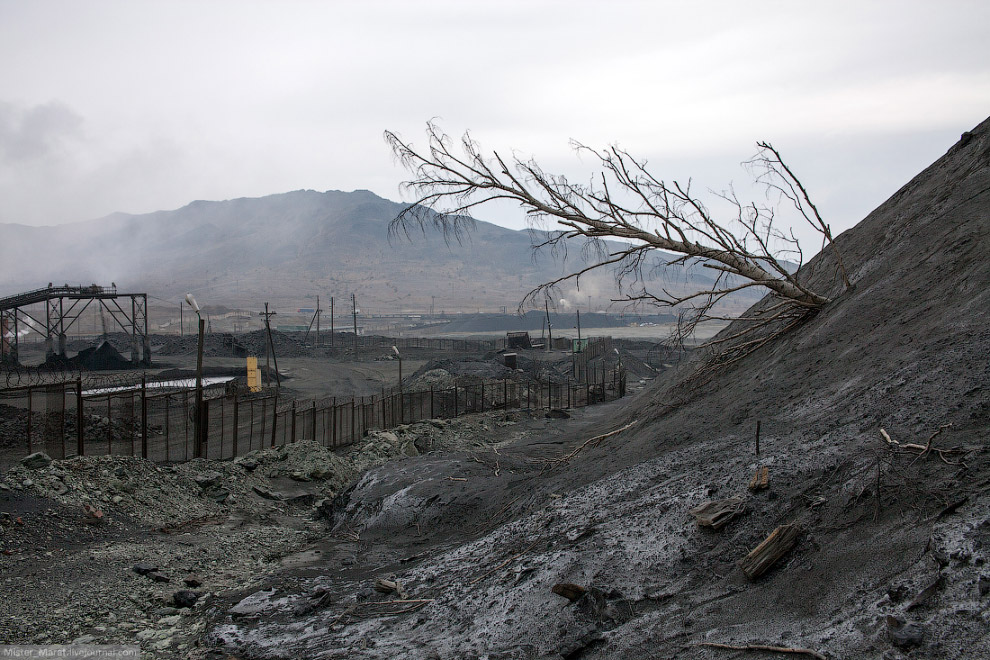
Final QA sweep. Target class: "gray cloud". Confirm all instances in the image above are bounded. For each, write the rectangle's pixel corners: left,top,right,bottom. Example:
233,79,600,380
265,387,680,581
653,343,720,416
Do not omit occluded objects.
0,100,83,162
0,1,987,237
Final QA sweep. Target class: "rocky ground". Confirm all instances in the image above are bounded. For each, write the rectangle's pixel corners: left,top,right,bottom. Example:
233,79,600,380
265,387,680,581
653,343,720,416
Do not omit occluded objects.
0,407,585,657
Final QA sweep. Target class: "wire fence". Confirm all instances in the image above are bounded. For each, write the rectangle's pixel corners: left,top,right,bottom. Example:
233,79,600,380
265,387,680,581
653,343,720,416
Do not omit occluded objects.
0,367,626,465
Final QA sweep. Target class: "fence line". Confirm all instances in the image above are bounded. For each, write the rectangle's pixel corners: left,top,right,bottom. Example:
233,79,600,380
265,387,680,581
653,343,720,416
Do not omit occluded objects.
1,367,626,464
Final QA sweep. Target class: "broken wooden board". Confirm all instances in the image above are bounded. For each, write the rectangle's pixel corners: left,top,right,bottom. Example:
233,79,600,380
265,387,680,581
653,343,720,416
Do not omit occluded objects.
739,523,802,579
748,466,770,491
551,583,587,602
689,497,745,530
373,577,409,600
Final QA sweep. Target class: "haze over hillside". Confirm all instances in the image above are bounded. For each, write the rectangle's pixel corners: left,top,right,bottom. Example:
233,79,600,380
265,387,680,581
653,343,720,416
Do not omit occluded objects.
0,189,759,315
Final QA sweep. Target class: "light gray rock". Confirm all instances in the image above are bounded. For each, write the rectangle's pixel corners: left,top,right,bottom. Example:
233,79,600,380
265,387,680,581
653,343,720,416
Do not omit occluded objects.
20,452,52,469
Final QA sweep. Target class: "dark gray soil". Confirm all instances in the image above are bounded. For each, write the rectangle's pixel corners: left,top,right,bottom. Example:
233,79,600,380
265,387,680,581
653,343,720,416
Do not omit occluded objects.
200,118,990,660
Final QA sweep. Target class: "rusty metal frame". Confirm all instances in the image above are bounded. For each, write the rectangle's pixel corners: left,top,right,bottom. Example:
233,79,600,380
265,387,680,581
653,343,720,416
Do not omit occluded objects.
0,284,150,366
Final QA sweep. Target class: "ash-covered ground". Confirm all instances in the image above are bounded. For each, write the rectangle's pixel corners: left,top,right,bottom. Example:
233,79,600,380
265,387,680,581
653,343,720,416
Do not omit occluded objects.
2,118,989,660
198,121,990,660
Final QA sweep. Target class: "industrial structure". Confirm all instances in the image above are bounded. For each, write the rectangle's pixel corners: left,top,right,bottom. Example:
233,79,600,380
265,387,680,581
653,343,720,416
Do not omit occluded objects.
0,284,150,366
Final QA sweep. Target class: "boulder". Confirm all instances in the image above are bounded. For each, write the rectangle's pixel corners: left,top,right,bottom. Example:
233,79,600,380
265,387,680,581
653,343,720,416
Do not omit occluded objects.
20,452,52,470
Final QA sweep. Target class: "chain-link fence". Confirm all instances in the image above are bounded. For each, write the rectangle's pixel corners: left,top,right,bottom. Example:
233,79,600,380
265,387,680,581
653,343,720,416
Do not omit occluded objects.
1,366,626,467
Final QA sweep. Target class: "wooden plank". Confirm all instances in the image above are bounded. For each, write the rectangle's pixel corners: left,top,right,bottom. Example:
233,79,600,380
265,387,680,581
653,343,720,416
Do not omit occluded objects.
739,523,802,579
748,466,770,491
689,496,745,530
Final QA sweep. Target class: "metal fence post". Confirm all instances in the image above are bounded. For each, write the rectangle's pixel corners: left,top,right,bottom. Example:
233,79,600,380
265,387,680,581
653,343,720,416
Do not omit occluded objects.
76,378,84,457
140,376,148,459
201,398,209,458
270,396,278,448
26,388,33,454
183,391,189,461
106,395,112,455
60,384,67,459
232,395,240,458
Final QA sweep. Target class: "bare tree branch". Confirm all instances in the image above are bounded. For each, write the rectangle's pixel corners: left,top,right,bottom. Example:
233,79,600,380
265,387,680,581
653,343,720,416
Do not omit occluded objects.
385,123,850,361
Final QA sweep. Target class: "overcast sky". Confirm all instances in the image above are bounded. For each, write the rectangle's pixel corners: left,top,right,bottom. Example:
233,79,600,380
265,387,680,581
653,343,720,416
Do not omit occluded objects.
1,1,988,246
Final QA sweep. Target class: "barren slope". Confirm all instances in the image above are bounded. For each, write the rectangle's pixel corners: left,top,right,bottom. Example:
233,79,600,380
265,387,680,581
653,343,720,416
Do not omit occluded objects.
203,118,990,660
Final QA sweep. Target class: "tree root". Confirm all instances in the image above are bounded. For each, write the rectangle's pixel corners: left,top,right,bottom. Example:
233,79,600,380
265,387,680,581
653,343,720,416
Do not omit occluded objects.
541,420,638,472
468,537,542,586
880,425,969,468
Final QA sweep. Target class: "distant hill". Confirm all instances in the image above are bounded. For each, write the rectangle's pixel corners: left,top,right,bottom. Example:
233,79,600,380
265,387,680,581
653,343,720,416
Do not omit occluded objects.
0,189,759,314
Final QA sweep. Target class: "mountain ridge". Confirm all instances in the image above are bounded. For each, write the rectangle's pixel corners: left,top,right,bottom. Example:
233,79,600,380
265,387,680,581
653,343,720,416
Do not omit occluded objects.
0,188,755,314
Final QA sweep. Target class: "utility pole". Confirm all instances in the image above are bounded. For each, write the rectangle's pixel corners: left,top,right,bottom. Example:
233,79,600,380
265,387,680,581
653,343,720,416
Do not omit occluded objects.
330,296,334,348
577,308,581,342
352,293,358,352
185,294,205,458
316,295,320,347
545,299,553,353
179,303,183,337
260,303,277,387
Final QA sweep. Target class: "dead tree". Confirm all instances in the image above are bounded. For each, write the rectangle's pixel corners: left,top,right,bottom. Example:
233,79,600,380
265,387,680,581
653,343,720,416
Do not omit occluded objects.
385,122,849,354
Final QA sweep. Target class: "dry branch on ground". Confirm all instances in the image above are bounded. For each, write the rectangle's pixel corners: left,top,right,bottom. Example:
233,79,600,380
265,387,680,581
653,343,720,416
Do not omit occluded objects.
691,641,827,660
